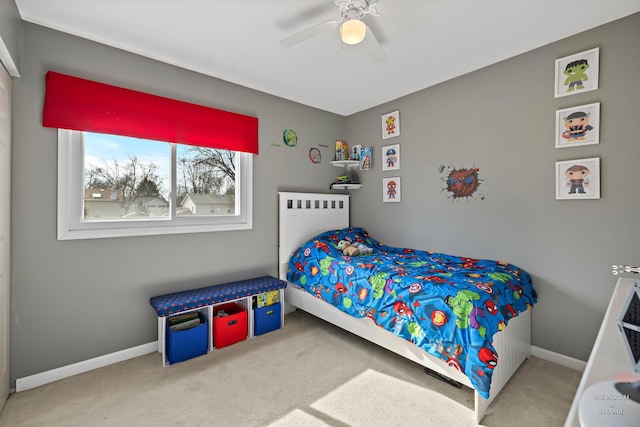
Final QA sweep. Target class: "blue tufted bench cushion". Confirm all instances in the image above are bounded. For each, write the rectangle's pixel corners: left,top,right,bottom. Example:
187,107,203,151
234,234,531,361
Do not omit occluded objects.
150,275,287,317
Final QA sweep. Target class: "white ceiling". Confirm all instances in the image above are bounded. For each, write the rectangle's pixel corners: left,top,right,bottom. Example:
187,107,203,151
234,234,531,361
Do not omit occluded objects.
14,0,640,116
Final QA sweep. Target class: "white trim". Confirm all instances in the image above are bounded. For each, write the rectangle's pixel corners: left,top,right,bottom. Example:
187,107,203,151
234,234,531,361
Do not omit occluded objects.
532,345,586,372
15,341,157,392
0,37,20,78
0,60,12,407
11,341,585,393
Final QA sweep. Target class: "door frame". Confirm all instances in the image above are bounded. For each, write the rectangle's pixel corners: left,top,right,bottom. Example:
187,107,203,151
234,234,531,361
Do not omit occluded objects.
0,61,12,411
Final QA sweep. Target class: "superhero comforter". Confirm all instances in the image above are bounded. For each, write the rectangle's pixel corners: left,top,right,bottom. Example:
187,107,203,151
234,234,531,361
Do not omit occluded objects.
287,228,537,399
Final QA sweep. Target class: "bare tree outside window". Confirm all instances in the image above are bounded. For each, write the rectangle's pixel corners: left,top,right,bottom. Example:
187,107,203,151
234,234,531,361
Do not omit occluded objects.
82,134,239,220
84,154,168,219
176,146,237,217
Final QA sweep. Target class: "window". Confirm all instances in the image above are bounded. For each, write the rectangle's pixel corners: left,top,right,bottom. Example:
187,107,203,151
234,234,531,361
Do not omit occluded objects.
45,72,257,240
58,130,253,240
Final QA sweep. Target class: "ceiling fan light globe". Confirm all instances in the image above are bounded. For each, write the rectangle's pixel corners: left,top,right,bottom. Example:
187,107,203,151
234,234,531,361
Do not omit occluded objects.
340,19,366,45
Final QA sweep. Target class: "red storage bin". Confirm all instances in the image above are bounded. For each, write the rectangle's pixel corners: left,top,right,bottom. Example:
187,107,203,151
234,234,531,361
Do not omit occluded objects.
213,303,248,348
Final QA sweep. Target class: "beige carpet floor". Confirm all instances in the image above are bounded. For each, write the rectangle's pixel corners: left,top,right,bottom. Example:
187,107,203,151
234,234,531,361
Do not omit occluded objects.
0,310,581,426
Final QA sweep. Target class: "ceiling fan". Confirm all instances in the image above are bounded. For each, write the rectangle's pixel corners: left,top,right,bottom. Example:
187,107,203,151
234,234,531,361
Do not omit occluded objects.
279,0,387,63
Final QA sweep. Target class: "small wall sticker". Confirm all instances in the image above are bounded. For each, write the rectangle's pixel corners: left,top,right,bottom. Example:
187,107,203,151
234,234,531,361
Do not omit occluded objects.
283,129,298,147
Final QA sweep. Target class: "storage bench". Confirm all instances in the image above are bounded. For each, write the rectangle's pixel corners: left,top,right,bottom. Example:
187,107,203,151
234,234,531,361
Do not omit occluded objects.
150,275,287,365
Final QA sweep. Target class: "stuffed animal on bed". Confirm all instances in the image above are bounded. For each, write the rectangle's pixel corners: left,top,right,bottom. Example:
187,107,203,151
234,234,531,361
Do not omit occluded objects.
337,240,373,256
356,243,373,255
337,240,360,256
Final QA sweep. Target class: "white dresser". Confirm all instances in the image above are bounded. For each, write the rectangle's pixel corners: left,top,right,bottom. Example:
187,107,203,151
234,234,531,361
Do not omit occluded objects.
565,277,640,427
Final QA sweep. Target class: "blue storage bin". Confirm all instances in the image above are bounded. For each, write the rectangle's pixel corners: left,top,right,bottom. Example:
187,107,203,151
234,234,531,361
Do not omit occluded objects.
166,312,208,364
254,302,282,336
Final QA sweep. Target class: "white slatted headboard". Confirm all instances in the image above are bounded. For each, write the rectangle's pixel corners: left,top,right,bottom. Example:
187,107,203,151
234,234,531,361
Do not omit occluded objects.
278,192,350,281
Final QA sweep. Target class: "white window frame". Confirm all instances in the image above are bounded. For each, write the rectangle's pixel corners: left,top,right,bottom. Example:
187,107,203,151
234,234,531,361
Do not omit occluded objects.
57,130,253,240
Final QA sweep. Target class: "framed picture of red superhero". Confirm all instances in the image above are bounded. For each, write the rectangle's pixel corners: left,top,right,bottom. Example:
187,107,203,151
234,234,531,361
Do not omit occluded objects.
381,110,400,140
554,47,599,98
555,103,600,148
555,157,600,200
383,177,401,203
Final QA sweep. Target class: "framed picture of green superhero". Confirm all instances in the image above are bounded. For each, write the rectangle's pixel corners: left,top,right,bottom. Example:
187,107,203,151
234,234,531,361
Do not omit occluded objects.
555,102,600,148
555,157,600,200
554,47,599,98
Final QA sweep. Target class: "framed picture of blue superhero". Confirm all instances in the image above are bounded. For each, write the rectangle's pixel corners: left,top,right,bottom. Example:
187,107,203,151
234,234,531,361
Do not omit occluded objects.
383,177,401,203
382,110,400,139
555,102,600,148
554,47,599,98
555,157,600,200
382,144,400,171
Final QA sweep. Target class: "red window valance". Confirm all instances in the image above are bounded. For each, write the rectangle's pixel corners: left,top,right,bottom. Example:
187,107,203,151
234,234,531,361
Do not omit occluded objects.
42,71,259,154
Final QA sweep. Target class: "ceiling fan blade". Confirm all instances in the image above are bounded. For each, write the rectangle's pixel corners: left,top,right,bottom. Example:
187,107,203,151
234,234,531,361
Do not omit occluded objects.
276,2,338,30
279,20,339,48
361,25,387,62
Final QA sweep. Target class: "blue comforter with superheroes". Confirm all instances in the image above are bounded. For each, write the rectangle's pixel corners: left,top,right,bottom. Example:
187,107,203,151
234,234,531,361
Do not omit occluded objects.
287,228,537,399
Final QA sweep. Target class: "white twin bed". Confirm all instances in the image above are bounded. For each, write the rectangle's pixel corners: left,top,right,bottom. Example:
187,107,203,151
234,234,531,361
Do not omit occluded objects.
278,192,532,423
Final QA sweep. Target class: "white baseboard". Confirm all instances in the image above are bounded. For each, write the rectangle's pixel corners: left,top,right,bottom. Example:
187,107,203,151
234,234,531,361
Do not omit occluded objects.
15,341,158,392
13,341,586,393
532,345,587,372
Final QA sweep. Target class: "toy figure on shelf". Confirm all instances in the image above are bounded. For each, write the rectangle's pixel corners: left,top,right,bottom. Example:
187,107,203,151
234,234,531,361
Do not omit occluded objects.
352,144,362,161
335,140,348,161
359,147,372,170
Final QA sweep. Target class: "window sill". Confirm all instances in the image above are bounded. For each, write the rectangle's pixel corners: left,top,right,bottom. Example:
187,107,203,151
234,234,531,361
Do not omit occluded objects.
58,220,253,240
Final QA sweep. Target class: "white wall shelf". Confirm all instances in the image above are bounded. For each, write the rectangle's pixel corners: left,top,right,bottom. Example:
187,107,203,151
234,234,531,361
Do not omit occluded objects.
330,160,361,190
330,160,360,169
330,183,362,190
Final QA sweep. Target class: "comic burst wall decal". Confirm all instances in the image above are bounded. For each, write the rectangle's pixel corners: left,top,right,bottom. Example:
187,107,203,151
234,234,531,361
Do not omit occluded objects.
439,165,485,201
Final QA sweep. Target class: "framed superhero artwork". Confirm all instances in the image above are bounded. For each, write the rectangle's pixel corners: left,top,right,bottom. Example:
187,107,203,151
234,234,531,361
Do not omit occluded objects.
383,177,401,203
554,47,599,98
555,103,600,148
382,110,400,139
555,157,600,200
382,144,400,171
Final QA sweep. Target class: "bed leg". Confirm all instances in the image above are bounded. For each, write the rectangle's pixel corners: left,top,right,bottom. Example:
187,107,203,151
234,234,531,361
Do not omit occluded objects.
424,367,462,389
474,391,487,424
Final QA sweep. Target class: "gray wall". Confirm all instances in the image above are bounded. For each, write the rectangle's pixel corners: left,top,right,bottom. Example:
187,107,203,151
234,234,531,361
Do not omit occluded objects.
11,22,344,384
346,13,640,361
